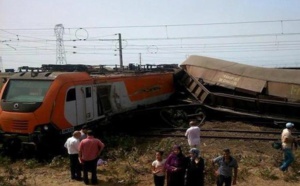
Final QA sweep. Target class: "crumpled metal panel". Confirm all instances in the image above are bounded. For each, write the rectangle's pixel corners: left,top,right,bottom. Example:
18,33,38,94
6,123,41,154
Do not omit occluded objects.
184,65,266,93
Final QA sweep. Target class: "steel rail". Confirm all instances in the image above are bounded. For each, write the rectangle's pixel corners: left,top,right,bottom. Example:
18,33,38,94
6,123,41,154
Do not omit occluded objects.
132,133,279,141
149,128,300,135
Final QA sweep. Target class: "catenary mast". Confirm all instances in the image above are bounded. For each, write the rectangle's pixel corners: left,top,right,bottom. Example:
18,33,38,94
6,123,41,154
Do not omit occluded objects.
54,24,67,64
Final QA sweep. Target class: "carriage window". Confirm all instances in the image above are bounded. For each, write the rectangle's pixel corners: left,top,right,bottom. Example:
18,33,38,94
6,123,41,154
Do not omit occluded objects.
66,88,76,101
86,87,91,98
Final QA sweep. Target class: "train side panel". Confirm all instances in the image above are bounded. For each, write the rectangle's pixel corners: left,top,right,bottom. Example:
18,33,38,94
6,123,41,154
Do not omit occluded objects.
61,72,175,129
109,73,175,112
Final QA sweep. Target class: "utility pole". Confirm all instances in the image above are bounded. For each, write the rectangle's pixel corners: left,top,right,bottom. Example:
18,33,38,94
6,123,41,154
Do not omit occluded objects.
54,24,67,64
139,53,142,66
118,33,123,69
0,56,2,72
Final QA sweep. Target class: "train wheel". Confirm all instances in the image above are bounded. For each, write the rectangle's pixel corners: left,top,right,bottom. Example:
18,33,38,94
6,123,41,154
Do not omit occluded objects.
194,108,206,126
160,109,188,128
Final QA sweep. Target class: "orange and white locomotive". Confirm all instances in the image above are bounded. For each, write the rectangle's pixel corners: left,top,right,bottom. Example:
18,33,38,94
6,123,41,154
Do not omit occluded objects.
0,64,177,157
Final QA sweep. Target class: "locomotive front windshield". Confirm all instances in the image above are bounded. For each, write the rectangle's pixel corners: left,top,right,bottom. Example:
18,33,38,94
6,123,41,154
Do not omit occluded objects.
3,80,52,102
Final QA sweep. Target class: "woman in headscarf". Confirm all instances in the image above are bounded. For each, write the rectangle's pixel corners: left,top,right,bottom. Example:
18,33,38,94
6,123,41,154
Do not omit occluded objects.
164,145,187,186
186,148,205,186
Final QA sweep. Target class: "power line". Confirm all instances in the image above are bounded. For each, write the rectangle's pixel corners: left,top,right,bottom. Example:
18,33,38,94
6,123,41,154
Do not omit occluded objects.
1,19,300,68
1,19,300,30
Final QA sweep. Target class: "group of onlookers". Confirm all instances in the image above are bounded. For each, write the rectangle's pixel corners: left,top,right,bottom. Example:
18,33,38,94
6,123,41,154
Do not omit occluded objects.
64,120,297,186
151,119,238,186
151,120,298,186
152,144,238,186
64,125,105,185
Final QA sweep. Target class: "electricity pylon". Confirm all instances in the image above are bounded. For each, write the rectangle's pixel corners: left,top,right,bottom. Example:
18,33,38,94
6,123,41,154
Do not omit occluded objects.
54,24,67,64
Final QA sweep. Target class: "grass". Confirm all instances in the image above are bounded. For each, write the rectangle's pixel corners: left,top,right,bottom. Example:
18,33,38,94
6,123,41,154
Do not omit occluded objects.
0,166,28,186
0,134,300,185
258,167,279,180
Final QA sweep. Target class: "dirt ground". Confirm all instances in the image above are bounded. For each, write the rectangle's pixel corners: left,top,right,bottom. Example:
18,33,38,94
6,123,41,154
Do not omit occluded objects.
0,120,300,186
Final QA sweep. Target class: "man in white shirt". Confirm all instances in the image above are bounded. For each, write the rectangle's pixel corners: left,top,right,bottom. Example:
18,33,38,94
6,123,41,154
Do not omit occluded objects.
185,120,200,148
64,130,82,180
280,122,296,172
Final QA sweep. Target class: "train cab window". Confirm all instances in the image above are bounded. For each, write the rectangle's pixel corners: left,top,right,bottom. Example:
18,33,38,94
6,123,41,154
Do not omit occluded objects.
66,88,76,101
85,87,91,98
3,80,52,102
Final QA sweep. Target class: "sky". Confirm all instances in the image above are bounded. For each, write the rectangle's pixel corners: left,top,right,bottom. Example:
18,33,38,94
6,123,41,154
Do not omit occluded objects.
1,0,300,71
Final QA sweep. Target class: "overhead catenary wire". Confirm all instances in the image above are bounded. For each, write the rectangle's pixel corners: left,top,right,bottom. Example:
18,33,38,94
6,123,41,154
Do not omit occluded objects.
2,19,300,30
1,19,300,69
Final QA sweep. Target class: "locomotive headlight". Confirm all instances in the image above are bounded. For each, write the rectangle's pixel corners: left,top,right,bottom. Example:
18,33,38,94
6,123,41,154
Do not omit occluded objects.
43,125,49,131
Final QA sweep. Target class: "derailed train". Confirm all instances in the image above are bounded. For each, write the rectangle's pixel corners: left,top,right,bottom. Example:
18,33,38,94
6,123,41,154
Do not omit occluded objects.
0,55,300,157
176,55,300,124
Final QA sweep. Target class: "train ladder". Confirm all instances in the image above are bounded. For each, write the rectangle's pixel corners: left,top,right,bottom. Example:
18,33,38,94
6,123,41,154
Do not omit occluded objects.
179,71,210,104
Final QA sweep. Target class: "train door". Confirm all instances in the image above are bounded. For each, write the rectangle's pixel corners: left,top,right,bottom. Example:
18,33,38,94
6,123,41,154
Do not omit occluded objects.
84,86,93,121
75,86,93,125
65,87,77,125
65,86,93,126
95,85,112,116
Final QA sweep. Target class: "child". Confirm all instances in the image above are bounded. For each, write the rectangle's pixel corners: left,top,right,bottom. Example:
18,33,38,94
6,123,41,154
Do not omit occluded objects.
152,150,166,186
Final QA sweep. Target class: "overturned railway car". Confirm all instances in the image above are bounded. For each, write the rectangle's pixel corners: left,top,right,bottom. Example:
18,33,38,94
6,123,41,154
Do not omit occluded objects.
176,55,300,125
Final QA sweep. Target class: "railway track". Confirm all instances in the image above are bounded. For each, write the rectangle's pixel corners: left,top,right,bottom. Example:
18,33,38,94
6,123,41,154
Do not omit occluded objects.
131,128,300,141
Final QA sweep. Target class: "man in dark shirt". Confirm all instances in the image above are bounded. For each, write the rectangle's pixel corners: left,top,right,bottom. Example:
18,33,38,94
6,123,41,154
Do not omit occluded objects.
212,148,238,186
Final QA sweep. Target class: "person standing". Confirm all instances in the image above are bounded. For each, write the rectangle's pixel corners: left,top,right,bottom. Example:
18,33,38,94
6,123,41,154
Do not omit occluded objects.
185,120,200,148
152,150,166,186
79,125,88,141
164,145,187,186
64,130,82,180
79,130,105,185
212,148,238,186
280,122,296,172
186,148,205,186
